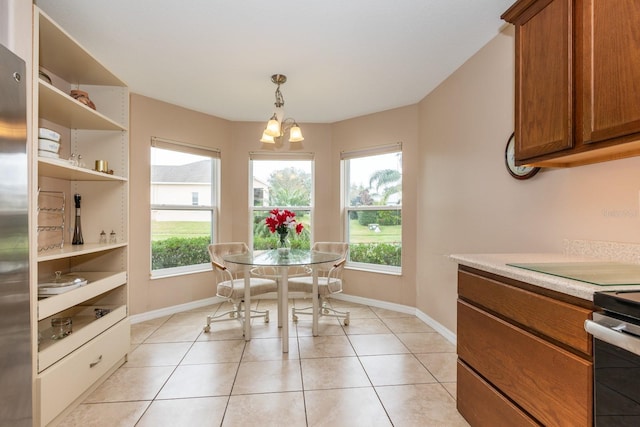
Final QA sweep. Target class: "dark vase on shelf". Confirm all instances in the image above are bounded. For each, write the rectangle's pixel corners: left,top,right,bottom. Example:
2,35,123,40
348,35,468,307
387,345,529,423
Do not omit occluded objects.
72,193,83,245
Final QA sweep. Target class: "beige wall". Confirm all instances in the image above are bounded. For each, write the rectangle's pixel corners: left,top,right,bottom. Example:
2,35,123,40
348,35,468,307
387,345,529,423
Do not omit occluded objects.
129,94,231,314
130,95,341,314
129,94,419,314
332,106,419,307
416,26,640,332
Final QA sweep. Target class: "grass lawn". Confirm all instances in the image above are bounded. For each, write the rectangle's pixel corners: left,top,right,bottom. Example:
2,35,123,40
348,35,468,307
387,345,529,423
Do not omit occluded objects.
151,221,210,240
151,219,401,244
349,219,401,244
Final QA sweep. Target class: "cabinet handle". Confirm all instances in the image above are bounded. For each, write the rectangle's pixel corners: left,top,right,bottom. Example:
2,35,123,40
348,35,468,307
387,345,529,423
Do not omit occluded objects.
89,355,103,368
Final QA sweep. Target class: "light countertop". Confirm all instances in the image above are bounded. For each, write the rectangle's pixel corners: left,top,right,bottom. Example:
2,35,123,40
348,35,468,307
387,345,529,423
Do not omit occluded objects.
450,253,640,301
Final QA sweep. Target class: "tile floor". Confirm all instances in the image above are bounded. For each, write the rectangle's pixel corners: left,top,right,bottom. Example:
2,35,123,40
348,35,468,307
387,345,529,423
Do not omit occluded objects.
60,299,469,427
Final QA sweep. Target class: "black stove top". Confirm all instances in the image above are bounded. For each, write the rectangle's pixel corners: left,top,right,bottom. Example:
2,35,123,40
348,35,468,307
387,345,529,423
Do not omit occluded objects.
594,290,640,321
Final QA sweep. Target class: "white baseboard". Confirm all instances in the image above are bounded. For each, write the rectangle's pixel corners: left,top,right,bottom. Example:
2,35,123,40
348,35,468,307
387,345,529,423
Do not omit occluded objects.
129,293,457,346
129,296,224,324
331,294,457,345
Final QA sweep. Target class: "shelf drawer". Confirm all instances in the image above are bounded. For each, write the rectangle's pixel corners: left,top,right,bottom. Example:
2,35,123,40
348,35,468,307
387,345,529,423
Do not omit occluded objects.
458,269,592,355
37,318,129,426
457,300,592,426
39,304,126,371
457,359,540,427
38,271,127,320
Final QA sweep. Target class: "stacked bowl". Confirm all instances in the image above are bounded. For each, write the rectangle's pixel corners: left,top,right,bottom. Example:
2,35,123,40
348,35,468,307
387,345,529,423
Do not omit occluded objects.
38,127,61,158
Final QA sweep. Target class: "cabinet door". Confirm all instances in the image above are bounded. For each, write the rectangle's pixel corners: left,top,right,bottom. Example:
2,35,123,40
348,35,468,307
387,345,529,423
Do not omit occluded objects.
511,0,573,162
458,300,592,426
580,0,640,144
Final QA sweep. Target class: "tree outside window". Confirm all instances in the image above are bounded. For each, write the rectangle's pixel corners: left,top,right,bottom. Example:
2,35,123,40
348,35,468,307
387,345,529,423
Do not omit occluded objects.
344,149,402,271
250,158,312,251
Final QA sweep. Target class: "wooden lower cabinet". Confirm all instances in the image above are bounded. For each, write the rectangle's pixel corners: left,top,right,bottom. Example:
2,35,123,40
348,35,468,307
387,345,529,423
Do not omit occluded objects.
457,267,593,426
457,360,541,427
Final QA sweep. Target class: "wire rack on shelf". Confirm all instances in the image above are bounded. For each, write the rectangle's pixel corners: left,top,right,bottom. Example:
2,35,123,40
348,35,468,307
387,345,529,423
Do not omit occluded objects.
37,189,65,252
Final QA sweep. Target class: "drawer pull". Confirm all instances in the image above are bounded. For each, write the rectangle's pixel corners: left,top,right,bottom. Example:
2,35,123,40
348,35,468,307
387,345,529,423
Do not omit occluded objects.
89,355,103,368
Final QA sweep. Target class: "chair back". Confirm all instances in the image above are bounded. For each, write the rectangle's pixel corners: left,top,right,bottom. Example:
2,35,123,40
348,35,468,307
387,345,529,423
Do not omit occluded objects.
208,242,249,278
312,242,349,276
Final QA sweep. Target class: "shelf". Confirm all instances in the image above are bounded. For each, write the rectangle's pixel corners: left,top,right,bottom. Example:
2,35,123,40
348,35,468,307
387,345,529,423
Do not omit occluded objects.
38,157,128,181
38,271,127,320
32,7,130,425
38,304,126,372
37,9,125,87
38,80,127,131
37,242,127,262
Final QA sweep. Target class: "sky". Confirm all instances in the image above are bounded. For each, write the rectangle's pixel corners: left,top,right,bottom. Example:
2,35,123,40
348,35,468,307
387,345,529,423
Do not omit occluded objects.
152,148,402,190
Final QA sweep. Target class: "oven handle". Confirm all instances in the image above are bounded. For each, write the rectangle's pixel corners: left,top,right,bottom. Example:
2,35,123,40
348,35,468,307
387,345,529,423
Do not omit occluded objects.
585,319,640,357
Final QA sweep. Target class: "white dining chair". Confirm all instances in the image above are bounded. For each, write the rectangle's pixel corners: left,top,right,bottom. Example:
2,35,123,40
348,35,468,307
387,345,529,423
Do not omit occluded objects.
204,242,277,333
289,242,350,326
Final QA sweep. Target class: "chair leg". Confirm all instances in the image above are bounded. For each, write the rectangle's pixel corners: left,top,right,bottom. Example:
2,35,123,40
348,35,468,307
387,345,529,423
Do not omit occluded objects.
246,309,270,322
204,315,212,332
204,300,270,333
291,298,350,325
320,298,350,326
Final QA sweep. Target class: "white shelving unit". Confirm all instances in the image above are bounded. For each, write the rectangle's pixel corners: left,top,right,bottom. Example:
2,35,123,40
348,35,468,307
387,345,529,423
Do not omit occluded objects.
31,6,130,426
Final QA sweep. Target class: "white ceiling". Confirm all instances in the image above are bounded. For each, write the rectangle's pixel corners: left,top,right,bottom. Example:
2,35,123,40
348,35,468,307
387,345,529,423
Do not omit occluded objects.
36,0,513,123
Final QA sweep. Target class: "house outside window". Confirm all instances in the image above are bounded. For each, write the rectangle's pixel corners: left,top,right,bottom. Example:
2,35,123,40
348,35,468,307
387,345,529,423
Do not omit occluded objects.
150,137,219,277
342,143,402,273
253,187,265,206
249,153,313,251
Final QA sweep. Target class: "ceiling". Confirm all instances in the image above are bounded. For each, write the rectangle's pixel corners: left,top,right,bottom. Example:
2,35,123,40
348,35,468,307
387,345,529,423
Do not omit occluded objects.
36,0,514,123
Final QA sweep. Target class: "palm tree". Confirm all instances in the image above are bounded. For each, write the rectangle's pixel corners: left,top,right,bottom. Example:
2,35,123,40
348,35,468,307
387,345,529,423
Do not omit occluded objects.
369,169,401,204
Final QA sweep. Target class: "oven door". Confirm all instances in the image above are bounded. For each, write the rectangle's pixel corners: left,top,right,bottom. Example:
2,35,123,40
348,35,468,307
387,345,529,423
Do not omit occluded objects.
585,313,640,426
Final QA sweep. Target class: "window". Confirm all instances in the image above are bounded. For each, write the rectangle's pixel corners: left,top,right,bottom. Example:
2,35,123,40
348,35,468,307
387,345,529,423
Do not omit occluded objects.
342,144,402,273
249,153,313,251
150,137,219,277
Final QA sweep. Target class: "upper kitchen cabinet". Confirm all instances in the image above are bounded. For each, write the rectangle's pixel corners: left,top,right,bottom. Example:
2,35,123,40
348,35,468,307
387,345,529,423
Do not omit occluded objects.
503,0,640,167
578,1,640,147
503,0,573,163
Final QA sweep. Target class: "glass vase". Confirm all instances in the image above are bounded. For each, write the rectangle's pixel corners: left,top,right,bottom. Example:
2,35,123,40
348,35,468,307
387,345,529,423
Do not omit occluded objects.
277,231,290,256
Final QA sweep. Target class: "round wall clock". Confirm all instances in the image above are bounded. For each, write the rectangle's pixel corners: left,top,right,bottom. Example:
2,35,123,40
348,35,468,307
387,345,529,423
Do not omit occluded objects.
505,133,540,180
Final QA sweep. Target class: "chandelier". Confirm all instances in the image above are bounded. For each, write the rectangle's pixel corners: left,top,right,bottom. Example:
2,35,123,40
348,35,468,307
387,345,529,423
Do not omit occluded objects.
260,74,304,144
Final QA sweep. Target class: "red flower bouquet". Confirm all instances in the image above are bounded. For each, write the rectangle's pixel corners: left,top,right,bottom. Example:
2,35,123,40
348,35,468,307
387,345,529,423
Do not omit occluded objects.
265,208,304,236
265,209,303,254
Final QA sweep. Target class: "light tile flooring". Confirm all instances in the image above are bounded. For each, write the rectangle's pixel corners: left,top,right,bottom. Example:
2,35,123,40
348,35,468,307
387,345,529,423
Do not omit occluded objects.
60,299,469,427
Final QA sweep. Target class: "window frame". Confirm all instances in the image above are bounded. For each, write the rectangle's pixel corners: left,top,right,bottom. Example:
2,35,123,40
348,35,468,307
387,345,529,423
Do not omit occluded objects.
150,137,220,278
249,152,314,251
341,143,402,274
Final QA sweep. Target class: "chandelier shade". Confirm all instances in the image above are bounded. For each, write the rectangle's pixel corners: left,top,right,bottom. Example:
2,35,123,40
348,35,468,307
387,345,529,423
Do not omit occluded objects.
265,114,281,137
261,74,304,144
260,132,275,144
289,123,304,142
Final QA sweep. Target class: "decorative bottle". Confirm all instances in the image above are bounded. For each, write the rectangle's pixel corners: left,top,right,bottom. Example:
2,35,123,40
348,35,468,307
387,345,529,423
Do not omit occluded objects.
72,193,84,245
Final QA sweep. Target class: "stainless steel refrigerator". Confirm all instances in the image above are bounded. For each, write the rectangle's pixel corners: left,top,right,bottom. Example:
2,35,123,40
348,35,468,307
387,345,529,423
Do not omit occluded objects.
0,42,32,426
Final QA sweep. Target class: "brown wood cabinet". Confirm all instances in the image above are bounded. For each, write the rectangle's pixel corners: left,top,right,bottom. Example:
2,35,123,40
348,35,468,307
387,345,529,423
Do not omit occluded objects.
457,266,594,426
503,0,640,167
